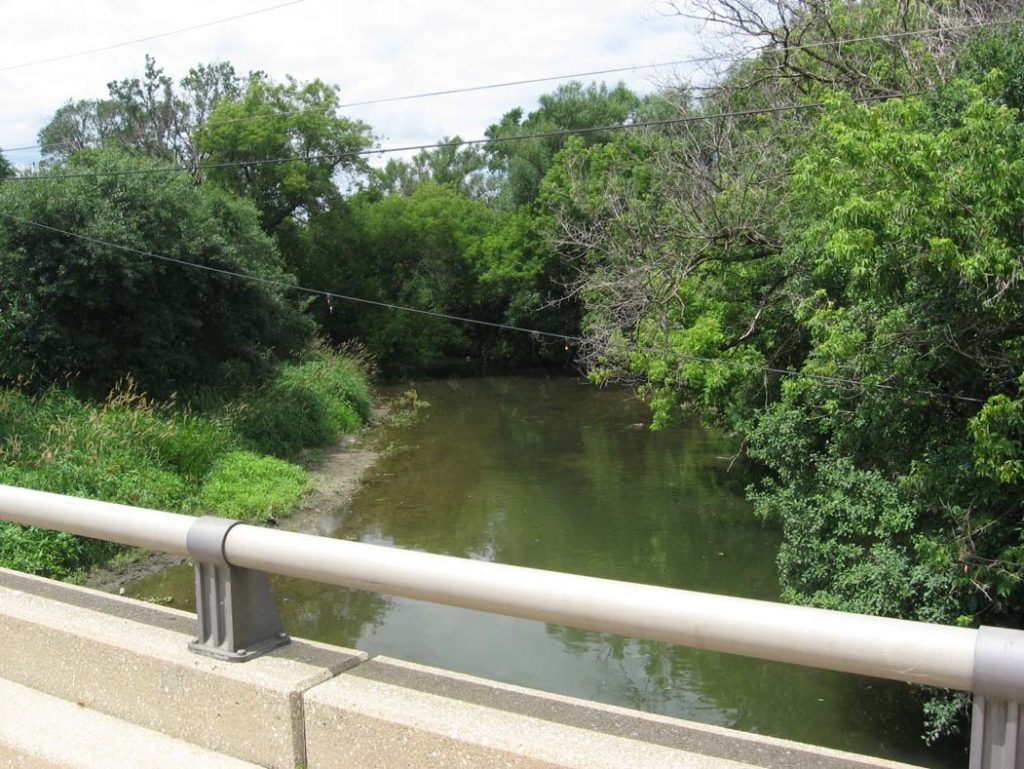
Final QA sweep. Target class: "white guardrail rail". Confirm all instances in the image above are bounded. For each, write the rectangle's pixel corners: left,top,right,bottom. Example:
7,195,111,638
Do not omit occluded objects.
0,483,1021,768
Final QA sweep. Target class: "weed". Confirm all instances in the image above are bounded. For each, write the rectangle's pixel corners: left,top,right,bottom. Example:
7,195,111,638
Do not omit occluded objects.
198,451,312,523
0,349,372,578
234,349,371,457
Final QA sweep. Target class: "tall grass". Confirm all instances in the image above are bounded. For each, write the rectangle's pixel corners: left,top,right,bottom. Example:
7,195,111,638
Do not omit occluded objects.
0,349,371,579
235,349,372,457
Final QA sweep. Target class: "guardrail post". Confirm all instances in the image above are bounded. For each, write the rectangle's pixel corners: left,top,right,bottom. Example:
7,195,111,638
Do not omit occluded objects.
185,516,289,662
971,626,1024,768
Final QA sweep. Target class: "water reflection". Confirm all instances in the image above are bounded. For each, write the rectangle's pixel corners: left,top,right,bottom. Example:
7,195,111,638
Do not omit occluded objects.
126,376,961,768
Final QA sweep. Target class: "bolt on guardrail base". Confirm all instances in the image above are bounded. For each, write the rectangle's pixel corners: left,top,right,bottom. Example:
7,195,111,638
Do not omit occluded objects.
186,516,289,662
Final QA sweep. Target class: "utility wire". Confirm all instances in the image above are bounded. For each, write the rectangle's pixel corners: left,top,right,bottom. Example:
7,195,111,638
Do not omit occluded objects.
0,213,572,342
184,15,1024,122
4,140,75,154
1,16,1014,155
0,212,987,405
0,91,909,183
0,1,305,74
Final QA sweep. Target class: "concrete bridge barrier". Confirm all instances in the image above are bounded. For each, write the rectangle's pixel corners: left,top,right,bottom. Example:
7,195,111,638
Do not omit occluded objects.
0,568,919,769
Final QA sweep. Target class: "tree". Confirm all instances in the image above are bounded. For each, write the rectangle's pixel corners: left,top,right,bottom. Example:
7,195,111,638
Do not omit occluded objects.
556,27,1024,630
544,80,802,420
0,149,313,396
370,137,493,198
756,84,1024,610
38,99,122,159
545,7,1024,737
37,56,243,176
299,183,494,373
175,62,245,176
199,74,374,231
103,55,178,160
0,151,13,179
486,81,640,208
663,0,1023,97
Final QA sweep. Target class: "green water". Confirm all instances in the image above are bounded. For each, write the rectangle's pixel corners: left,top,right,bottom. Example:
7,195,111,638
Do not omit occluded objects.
127,376,961,767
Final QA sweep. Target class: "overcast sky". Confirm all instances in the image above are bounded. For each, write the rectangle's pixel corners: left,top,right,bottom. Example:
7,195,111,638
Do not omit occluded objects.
1,0,706,168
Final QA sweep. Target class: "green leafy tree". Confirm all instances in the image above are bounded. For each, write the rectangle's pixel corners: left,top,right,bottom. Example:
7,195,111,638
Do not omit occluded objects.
759,83,1024,614
559,81,1024,622
38,56,243,176
370,137,493,198
0,149,313,396
545,7,1024,738
292,177,573,374
199,74,374,231
0,151,12,179
370,157,419,197
299,182,496,372
486,81,640,208
743,83,1024,735
956,25,1024,112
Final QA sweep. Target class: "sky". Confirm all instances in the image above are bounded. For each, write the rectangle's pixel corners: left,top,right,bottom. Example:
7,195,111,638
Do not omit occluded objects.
0,0,706,169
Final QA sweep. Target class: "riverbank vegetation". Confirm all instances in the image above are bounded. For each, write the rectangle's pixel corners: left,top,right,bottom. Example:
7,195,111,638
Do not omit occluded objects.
544,2,1024,738
0,349,370,578
3,0,1024,741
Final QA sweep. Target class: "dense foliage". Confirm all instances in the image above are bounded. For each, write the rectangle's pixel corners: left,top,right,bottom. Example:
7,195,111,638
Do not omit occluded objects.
289,181,576,373
0,349,370,578
13,57,639,379
198,73,373,232
0,149,312,396
4,3,1024,741
546,3,1024,738
485,81,641,209
38,56,241,173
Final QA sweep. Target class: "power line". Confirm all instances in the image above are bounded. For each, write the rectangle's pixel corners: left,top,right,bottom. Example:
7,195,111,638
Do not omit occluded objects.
0,212,987,405
3,141,75,155
195,16,1022,123
0,213,573,342
0,1,305,74
1,16,1015,155
0,91,908,183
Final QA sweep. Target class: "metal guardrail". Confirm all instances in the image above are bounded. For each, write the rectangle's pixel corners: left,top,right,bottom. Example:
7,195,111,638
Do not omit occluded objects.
0,483,1021,768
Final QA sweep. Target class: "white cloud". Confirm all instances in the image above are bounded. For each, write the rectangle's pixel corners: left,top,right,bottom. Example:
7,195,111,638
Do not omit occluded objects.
0,0,703,165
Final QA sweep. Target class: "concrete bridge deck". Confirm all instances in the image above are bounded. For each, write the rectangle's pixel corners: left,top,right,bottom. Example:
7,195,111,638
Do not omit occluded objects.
0,568,921,769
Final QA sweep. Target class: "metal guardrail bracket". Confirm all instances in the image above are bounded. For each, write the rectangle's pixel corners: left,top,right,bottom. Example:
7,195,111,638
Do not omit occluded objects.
9,484,1024,764
971,626,1024,769
185,516,289,662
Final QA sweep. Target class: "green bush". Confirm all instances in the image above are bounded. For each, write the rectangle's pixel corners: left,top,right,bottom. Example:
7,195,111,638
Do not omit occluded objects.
0,523,119,581
154,411,239,481
0,383,195,510
235,350,371,457
198,451,311,522
0,149,314,398
0,349,371,578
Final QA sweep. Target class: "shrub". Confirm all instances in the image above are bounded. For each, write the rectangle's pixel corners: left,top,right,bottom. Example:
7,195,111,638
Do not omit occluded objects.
235,349,371,457
0,148,314,398
0,522,119,580
0,349,371,578
197,451,311,522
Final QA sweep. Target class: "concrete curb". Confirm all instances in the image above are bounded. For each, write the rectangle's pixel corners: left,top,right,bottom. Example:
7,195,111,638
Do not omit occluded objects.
0,569,926,769
0,569,366,768
0,677,262,769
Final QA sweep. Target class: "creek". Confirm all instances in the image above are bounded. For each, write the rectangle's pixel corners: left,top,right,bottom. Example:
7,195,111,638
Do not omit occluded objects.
126,376,958,767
